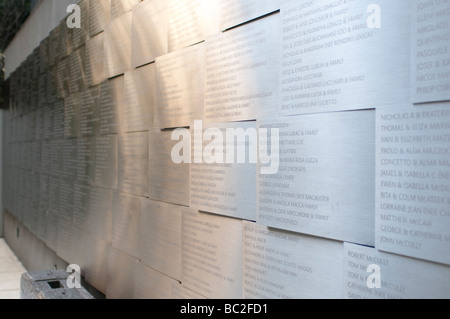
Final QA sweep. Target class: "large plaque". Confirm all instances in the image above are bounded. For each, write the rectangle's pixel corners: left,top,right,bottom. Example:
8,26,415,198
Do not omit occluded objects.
131,0,168,68
140,199,182,281
376,104,450,265
80,86,100,137
104,12,132,78
112,192,141,259
280,0,411,115
258,111,376,245
190,122,256,221
412,0,450,103
89,0,110,37
85,33,105,87
118,132,149,197
204,13,280,123
124,64,155,133
155,44,205,129
168,0,221,52
100,76,124,134
94,135,118,189
148,129,189,206
344,243,450,299
64,93,81,138
182,209,243,299
243,221,343,299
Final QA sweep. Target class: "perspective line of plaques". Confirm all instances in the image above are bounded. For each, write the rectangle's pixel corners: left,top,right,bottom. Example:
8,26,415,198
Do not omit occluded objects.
3,0,450,299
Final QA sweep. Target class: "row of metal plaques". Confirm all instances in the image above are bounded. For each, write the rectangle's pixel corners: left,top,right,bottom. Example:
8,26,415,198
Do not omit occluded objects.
3,0,450,298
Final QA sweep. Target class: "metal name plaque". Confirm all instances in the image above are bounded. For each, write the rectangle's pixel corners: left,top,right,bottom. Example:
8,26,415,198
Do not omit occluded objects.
376,104,450,265
182,209,243,299
204,13,280,123
100,76,124,134
81,86,100,137
243,221,343,299
64,93,81,138
131,0,168,68
280,0,411,115
77,137,96,186
124,64,155,133
134,262,179,299
72,0,89,49
344,243,450,299
88,186,113,242
85,33,105,87
104,12,132,78
168,0,221,52
221,0,291,31
89,0,110,37
94,135,118,189
111,0,140,20
412,0,450,103
140,199,182,281
190,122,256,221
155,44,205,129
258,110,376,245
106,246,139,299
119,132,149,197
112,192,141,259
84,236,109,293
69,46,87,94
148,129,189,206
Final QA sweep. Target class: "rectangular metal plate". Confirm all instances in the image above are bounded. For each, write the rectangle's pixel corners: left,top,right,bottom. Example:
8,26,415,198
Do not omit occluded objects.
62,138,78,181
344,243,450,299
106,246,139,299
148,129,189,206
84,236,110,293
181,209,243,299
243,221,344,299
88,187,113,242
64,93,81,138
168,0,221,52
376,103,450,265
100,76,124,134
55,58,71,99
94,135,118,189
69,46,87,94
134,262,179,299
111,0,140,20
190,122,256,221
104,12,132,78
131,0,168,68
77,137,96,186
72,0,89,49
155,44,205,129
118,132,149,197
140,199,182,281
85,33,105,87
412,0,450,103
89,0,110,37
280,0,411,115
257,110,376,245
112,192,141,258
124,64,155,133
204,13,280,122
81,86,100,137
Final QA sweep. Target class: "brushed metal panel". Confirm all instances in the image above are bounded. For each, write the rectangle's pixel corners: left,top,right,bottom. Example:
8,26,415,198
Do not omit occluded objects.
148,129,189,206
112,192,141,258
49,139,63,176
133,262,178,299
85,33,105,87
118,132,149,197
131,0,168,68
172,284,207,299
55,57,71,99
182,209,243,299
111,0,140,20
124,64,155,133
58,17,73,59
38,72,47,111
89,0,110,37
106,246,138,299
46,67,57,106
39,37,49,73
48,26,61,67
62,138,78,181
52,99,65,139
70,183,90,265
69,46,87,94
257,110,376,245
204,13,280,122
190,122,256,221
168,0,221,52
100,76,124,134
376,104,450,265
243,221,343,299
72,0,89,49
344,243,450,299
88,187,112,242
64,93,81,138
412,0,450,103
140,199,182,281
81,86,100,137
280,0,411,115
84,236,110,294
94,135,118,189
155,43,205,129
77,137,96,186
56,178,74,262
104,12,132,78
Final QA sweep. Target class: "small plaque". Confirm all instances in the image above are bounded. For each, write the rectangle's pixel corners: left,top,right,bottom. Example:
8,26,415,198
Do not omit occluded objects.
155,44,204,129
258,111,376,245
104,12,132,78
204,13,280,122
344,242,450,299
182,209,243,299
100,76,124,134
412,0,450,103
243,221,344,299
94,135,118,189
376,104,450,265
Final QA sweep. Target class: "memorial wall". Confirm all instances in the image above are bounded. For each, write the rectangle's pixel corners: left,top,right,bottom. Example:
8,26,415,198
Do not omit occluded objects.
2,0,450,299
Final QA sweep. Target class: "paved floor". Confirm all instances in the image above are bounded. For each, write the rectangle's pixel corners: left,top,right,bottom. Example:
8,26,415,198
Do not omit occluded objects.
0,239,26,299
